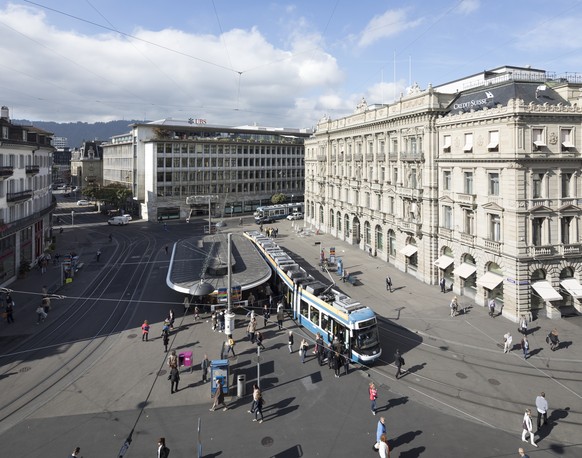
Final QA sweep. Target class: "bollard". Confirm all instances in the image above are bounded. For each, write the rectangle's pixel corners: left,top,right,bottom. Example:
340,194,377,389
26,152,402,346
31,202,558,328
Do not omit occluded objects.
237,374,246,398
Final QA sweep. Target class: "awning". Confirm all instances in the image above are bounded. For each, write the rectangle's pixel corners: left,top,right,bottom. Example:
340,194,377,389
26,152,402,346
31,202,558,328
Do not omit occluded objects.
477,271,504,290
531,281,562,302
452,263,476,279
400,245,418,257
533,140,546,147
487,140,499,150
433,255,454,269
562,141,575,149
560,278,582,299
463,144,473,152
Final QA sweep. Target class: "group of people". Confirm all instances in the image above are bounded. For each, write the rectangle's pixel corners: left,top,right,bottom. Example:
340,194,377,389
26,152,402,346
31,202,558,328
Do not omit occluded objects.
520,392,550,448
313,333,350,377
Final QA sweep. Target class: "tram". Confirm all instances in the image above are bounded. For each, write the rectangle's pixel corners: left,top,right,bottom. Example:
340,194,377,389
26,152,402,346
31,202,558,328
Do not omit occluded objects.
244,230,382,364
254,203,304,222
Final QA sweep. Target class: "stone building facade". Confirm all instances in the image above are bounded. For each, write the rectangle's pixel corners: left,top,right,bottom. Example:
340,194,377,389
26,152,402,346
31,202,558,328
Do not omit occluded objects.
304,66,582,320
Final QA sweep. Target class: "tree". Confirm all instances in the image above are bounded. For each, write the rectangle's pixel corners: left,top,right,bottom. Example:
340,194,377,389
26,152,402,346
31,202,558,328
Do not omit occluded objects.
271,193,287,204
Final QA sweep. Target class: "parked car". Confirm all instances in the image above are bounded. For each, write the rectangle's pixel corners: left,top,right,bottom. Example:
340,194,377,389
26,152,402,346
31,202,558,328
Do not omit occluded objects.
77,199,90,206
256,216,275,224
121,214,133,221
287,212,304,221
108,215,130,225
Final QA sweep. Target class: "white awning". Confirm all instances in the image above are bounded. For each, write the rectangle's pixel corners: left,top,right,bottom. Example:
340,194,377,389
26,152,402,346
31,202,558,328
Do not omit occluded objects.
531,281,562,302
477,272,504,290
433,255,454,269
487,140,499,150
533,140,546,147
452,263,476,279
560,278,582,299
399,245,418,257
463,144,473,152
562,141,575,149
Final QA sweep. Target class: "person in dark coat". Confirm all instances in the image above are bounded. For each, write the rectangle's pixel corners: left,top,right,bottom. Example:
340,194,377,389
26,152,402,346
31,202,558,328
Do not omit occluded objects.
394,349,405,379
169,366,180,393
162,329,170,352
210,379,227,411
201,354,209,383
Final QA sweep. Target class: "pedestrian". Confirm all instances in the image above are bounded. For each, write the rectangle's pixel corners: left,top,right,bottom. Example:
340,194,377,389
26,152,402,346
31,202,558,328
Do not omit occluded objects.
96,249,101,261
162,329,170,352
519,315,528,335
226,335,236,357
450,296,458,317
248,384,260,414
378,434,390,458
141,320,150,341
343,270,349,283
168,309,175,330
333,352,341,378
394,349,405,379
386,276,392,292
218,311,225,332
439,277,446,293
535,392,548,431
369,382,378,415
262,304,270,328
277,305,284,330
547,328,560,351
36,305,47,324
375,416,386,450
210,378,227,411
239,217,243,226
54,252,60,265
342,349,350,375
253,392,265,423
255,330,265,350
157,437,170,458
167,350,178,369
299,338,308,363
521,409,538,447
503,332,513,353
169,365,180,393
518,447,530,458
60,227,64,234
288,330,294,353
69,446,81,457
521,335,529,359
488,298,496,317
247,317,256,342
164,244,168,254
211,312,217,331
5,300,14,324
201,354,209,383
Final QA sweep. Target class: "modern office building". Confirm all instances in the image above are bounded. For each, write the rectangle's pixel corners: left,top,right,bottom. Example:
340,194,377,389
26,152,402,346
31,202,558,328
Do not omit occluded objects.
102,120,311,222
0,106,55,283
52,136,68,149
304,66,582,320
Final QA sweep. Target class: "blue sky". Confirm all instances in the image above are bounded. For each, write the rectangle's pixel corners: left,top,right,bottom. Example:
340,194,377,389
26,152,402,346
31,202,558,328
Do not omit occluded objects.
1,0,581,128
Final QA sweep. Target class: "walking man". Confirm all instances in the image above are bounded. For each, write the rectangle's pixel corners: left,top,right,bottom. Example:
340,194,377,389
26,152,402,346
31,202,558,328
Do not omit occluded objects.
68,446,81,457
503,332,513,353
300,338,308,363
386,276,392,293
288,330,294,353
276,305,284,330
201,354,210,383
394,349,405,379
369,382,378,415
521,409,538,447
210,378,227,411
169,365,180,393
488,298,496,317
374,416,386,450
157,438,170,458
164,245,168,255
450,296,458,318
519,315,528,335
518,447,530,458
535,392,548,431
96,249,101,262
439,277,446,293
162,328,170,352
521,335,529,359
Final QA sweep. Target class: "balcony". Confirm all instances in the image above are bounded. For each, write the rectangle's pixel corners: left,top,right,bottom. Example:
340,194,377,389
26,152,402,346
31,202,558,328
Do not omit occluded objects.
483,239,502,252
0,166,14,179
398,219,421,235
528,245,555,257
460,232,476,246
376,153,385,162
457,193,476,207
561,244,582,256
317,154,327,162
438,227,453,239
398,187,423,199
6,190,33,204
330,154,337,162
365,153,374,161
388,152,398,161
354,153,363,162
400,151,424,162
25,165,40,175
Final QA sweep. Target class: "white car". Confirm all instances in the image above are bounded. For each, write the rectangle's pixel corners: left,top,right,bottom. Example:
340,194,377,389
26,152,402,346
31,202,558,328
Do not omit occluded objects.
76,200,90,206
287,212,304,220
122,214,133,221
108,215,130,225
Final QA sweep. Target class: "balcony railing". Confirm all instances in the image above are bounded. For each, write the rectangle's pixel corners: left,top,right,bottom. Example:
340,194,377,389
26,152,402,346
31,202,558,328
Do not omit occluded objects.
317,154,327,162
388,152,398,161
561,244,582,256
400,151,424,161
25,165,40,175
460,232,475,246
0,166,14,179
365,153,374,161
6,190,33,203
528,245,554,257
398,219,421,234
483,239,502,252
457,193,476,207
438,227,453,239
354,153,363,162
376,153,386,162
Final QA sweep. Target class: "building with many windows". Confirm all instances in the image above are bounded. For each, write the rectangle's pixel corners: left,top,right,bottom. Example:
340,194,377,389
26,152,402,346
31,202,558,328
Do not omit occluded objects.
102,120,310,221
304,66,582,320
0,106,55,283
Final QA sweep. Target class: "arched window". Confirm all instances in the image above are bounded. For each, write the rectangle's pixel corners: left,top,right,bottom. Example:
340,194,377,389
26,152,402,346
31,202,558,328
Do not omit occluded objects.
375,225,383,251
364,221,371,245
329,209,335,228
319,206,324,224
344,214,350,238
337,211,342,232
388,229,396,257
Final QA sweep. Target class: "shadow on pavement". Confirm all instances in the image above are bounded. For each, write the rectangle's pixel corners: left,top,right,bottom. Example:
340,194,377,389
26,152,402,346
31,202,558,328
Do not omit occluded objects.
390,430,422,449
269,444,303,458
537,407,570,442
377,395,409,413
399,446,426,458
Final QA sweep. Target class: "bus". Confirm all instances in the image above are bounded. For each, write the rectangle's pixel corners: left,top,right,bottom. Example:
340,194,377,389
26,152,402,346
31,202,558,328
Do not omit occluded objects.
244,230,382,364
254,203,304,222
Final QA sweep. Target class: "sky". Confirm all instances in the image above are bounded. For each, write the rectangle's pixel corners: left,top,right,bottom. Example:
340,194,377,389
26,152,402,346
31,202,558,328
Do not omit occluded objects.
1,0,582,129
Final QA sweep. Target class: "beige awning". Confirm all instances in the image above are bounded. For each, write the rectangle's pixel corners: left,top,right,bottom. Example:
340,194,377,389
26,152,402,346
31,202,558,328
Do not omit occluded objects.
487,140,499,150
560,278,582,299
533,140,546,147
531,281,562,302
562,141,575,149
453,263,476,279
399,245,418,257
433,255,454,269
477,272,504,290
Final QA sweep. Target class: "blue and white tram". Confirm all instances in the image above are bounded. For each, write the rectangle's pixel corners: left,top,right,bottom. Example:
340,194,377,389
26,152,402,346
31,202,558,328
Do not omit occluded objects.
254,202,304,222
244,231,382,364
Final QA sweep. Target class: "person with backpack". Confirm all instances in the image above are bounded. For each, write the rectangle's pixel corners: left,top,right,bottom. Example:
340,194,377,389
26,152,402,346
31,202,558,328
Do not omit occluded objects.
157,437,170,458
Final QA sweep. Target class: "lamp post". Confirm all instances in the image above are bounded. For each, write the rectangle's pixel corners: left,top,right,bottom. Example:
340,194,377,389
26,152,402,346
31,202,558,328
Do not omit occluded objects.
291,194,294,204
224,233,235,335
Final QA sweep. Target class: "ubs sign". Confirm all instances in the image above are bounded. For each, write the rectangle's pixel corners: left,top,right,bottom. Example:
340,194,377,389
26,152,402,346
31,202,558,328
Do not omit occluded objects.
188,118,207,124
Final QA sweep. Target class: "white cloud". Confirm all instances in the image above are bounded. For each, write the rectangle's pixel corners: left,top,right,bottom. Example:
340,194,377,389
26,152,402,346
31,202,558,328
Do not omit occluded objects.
358,8,423,48
514,17,582,52
457,0,480,15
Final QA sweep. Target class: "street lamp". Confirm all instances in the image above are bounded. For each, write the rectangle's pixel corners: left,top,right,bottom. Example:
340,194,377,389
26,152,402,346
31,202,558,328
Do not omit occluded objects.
291,194,294,204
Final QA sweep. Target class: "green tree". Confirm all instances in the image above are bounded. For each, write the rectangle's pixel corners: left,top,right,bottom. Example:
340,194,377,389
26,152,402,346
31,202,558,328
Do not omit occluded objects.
271,193,287,204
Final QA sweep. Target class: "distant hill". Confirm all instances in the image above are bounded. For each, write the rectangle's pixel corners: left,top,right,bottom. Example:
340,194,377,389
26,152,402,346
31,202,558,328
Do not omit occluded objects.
14,119,143,148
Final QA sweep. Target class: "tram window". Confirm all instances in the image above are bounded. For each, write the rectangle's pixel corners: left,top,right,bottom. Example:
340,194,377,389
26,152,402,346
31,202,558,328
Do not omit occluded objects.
321,314,329,332
353,326,380,350
309,305,320,327
300,301,309,318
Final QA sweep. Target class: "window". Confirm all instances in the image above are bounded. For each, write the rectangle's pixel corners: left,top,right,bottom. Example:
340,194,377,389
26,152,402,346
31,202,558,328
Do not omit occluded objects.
489,172,499,196
443,206,452,229
376,225,383,250
463,133,473,152
388,230,396,256
410,137,417,154
392,139,398,153
488,131,499,151
464,171,473,194
561,128,574,151
410,168,417,188
533,128,545,149
380,141,385,154
561,216,572,244
489,214,501,241
443,170,451,190
561,173,572,198
393,167,398,185
380,167,385,182
533,173,544,198
464,209,474,235
532,218,544,246
443,135,451,152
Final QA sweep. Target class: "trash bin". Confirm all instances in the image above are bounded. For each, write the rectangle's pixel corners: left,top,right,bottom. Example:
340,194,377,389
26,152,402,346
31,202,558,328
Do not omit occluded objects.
180,351,193,372
237,374,246,398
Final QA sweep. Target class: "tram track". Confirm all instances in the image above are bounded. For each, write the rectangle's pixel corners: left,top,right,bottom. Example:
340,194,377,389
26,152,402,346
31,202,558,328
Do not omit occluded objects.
0,231,160,434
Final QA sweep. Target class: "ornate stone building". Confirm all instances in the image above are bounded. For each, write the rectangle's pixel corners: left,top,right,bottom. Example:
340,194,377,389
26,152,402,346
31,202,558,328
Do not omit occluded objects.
304,66,582,320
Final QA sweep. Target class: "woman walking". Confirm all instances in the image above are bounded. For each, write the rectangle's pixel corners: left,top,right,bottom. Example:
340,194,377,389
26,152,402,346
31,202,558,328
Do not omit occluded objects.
288,331,294,353
210,379,228,411
521,409,538,447
369,382,378,415
378,434,390,458
299,338,308,363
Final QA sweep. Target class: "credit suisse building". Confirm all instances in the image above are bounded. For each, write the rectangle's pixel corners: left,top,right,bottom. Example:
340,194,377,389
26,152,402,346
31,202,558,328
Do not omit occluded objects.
304,66,582,320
